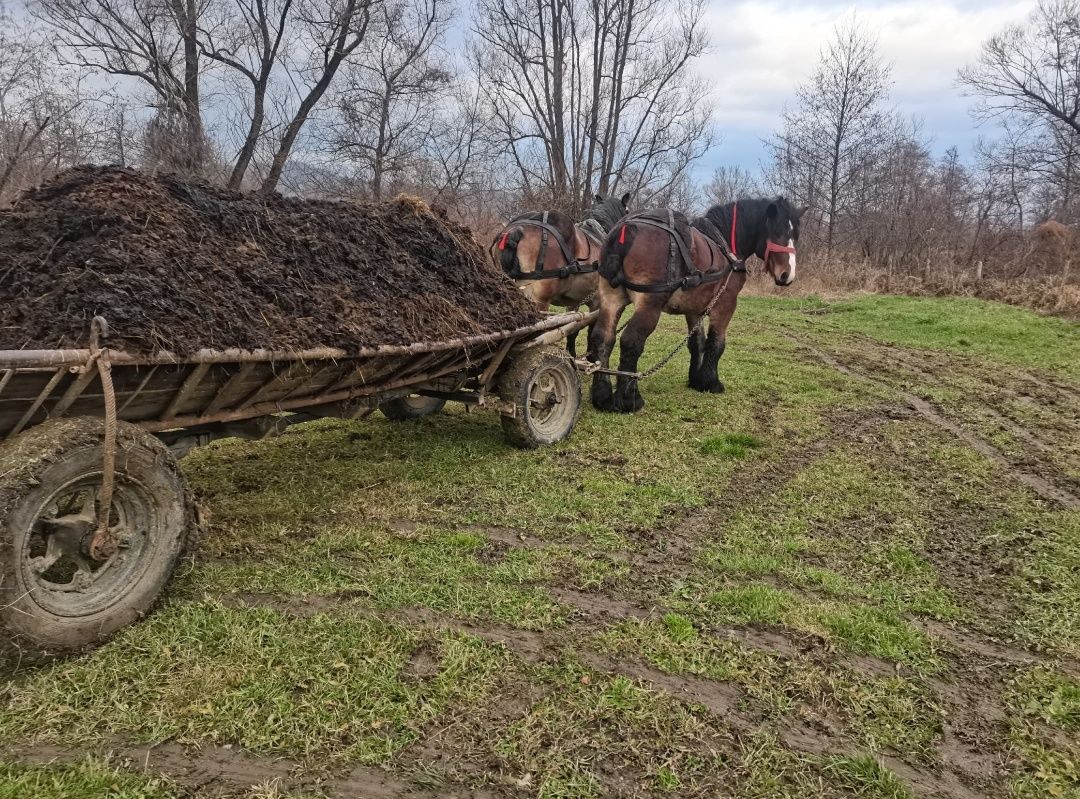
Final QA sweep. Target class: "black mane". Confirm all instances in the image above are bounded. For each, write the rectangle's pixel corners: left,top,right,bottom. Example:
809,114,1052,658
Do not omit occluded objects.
585,196,627,232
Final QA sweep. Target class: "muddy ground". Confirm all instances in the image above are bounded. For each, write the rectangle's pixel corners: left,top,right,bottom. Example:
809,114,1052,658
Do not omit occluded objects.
0,295,1077,799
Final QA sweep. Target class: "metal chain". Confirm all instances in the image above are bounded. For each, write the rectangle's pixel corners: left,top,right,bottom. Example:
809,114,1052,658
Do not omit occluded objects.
632,269,733,381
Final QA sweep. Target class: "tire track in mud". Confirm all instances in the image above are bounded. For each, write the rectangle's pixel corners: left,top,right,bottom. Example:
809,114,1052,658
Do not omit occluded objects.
5,741,499,799
790,337,1080,511
876,347,1070,456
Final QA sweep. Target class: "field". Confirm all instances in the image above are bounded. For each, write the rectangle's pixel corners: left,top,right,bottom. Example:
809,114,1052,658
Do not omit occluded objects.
1,294,1078,799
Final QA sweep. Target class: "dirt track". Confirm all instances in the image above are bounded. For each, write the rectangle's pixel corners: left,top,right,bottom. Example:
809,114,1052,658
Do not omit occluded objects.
0,167,539,353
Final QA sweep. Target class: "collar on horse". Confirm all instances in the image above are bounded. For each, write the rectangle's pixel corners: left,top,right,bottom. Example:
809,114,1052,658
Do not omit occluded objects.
610,210,746,294
496,211,599,280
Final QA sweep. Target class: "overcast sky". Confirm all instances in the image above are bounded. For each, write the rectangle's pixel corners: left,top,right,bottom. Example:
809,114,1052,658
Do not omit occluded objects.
701,0,1036,178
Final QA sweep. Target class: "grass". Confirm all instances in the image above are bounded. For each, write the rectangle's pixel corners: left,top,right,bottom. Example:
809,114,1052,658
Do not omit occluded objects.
0,601,509,764
0,759,177,799
3,294,1079,797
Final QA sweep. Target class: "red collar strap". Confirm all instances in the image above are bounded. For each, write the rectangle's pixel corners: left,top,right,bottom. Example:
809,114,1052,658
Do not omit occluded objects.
729,202,738,254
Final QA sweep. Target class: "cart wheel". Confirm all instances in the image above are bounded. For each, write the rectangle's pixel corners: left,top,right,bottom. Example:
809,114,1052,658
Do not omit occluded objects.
499,345,582,448
0,417,195,661
379,395,447,421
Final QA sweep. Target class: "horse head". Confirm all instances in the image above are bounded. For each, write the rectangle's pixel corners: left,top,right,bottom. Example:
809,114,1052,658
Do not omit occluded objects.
760,198,807,287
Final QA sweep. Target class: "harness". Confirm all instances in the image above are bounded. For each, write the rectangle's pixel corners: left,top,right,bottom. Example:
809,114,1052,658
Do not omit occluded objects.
496,211,599,280
609,209,745,294
728,201,797,264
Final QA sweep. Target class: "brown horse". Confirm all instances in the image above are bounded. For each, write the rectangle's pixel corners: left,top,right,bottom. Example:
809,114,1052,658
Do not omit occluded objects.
589,197,806,412
492,193,629,356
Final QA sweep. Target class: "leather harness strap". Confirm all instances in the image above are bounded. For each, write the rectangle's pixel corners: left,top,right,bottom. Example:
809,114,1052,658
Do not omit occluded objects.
496,211,599,280
611,211,745,294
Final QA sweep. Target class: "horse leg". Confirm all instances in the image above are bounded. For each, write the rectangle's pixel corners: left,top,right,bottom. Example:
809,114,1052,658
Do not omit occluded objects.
566,328,578,358
588,291,628,411
612,297,664,413
685,313,705,389
697,307,733,394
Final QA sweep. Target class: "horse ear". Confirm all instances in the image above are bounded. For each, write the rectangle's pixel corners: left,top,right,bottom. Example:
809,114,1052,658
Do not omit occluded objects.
620,192,632,209
766,202,779,219
594,194,604,203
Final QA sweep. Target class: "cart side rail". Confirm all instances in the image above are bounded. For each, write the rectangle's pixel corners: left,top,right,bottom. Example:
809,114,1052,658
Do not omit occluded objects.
0,312,589,370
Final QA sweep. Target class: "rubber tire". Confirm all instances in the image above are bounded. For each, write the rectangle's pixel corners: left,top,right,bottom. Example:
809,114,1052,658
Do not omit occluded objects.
499,345,582,449
0,417,195,660
379,395,447,421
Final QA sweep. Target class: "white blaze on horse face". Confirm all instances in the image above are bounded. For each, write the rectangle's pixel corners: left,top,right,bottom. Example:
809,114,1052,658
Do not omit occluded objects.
786,221,797,282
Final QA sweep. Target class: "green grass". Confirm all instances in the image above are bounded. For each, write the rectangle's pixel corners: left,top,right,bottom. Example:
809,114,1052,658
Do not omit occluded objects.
698,432,765,458
4,295,1080,797
821,754,914,799
0,759,176,799
757,294,1080,378
0,601,508,764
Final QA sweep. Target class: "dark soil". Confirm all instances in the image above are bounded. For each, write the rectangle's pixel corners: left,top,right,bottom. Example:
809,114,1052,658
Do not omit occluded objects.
0,167,540,353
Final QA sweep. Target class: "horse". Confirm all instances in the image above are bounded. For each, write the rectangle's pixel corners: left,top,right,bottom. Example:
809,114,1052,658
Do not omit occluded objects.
588,197,806,413
492,193,630,356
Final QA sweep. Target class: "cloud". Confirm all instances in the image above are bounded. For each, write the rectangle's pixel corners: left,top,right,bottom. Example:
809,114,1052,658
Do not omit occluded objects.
697,0,1035,169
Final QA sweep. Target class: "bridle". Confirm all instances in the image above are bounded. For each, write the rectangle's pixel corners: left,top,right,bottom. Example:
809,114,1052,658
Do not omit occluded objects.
728,201,797,270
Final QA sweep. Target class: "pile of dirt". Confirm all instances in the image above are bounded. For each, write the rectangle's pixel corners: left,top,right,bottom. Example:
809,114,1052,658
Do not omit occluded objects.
0,166,541,353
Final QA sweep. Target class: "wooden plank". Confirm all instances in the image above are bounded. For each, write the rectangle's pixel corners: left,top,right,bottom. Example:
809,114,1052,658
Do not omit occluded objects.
10,368,66,436
117,366,159,415
203,363,258,415
0,370,13,400
162,363,211,420
52,367,98,417
237,361,312,408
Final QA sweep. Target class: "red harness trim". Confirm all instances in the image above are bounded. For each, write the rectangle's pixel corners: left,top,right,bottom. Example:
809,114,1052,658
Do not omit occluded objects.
729,202,738,254
764,240,797,259
618,224,627,245
497,232,510,250
731,201,797,264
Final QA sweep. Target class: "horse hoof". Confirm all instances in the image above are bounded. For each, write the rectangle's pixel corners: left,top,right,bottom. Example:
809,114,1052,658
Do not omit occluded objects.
613,392,645,413
706,381,725,394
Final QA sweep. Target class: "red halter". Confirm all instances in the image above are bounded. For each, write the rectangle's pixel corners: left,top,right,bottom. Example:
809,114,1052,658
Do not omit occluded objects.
729,201,797,263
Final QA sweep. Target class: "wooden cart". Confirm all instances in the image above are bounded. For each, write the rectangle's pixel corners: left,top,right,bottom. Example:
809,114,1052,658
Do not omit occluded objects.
0,311,593,660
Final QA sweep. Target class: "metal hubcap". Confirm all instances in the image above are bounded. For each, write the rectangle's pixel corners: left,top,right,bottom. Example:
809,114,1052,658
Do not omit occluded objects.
22,476,154,617
527,365,574,435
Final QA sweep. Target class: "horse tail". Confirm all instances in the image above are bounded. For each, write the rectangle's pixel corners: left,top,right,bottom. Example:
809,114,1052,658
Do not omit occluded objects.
600,221,636,284
496,226,525,276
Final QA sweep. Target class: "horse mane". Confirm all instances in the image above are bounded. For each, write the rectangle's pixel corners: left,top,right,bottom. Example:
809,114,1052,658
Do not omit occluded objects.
585,196,626,232
702,196,795,231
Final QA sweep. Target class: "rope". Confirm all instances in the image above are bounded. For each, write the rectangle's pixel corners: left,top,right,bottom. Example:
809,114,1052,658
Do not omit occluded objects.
88,316,120,561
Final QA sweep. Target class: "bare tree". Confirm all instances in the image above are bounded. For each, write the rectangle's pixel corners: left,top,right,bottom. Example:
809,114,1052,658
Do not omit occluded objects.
258,0,376,193
470,0,712,214
197,0,295,188
0,7,112,201
328,0,451,199
770,18,892,256
702,165,760,205
32,0,209,173
959,1,1080,137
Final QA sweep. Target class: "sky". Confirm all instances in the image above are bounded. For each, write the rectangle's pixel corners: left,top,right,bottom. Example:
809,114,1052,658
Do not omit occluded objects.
698,0,1036,178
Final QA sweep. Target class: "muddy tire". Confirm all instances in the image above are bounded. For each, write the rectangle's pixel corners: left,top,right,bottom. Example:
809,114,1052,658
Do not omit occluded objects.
0,417,194,660
499,346,582,448
379,395,447,421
